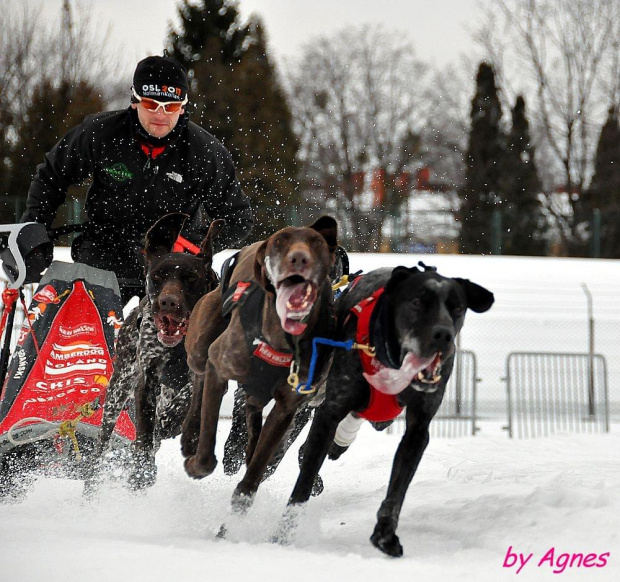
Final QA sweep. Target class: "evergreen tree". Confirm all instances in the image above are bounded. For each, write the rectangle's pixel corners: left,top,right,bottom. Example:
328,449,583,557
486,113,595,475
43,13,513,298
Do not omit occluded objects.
231,21,299,236
588,107,620,258
501,95,547,255
458,62,504,254
168,1,299,241
168,0,250,148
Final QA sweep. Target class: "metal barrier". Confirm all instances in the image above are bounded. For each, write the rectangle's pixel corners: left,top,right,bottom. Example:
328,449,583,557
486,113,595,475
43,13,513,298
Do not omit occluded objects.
388,350,479,438
505,352,609,438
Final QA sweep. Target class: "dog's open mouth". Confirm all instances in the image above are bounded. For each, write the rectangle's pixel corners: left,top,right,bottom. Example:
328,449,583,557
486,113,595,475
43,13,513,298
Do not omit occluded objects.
364,351,442,395
154,313,188,347
413,352,443,391
275,276,318,335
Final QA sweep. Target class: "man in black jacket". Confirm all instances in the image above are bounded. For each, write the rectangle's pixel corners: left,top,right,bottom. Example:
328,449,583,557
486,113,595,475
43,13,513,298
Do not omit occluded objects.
22,55,254,303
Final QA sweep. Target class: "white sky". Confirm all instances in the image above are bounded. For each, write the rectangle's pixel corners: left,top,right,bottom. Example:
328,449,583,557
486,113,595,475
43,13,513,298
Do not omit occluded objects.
34,0,483,71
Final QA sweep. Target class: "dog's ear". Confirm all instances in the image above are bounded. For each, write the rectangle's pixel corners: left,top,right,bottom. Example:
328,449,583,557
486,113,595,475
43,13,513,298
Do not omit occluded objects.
145,213,189,260
454,278,495,313
253,239,271,289
199,219,226,266
385,265,420,295
309,216,338,253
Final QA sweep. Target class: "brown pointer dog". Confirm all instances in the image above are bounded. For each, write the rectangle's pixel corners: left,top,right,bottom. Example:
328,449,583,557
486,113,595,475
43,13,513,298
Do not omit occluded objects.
278,263,494,557
181,216,338,514
91,213,224,490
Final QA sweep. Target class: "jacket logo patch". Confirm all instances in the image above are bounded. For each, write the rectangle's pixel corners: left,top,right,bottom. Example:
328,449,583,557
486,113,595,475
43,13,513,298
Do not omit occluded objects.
253,341,292,367
103,163,133,182
166,171,183,183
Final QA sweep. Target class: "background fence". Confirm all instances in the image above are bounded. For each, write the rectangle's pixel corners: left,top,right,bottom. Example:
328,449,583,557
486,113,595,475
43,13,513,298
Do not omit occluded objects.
505,352,609,438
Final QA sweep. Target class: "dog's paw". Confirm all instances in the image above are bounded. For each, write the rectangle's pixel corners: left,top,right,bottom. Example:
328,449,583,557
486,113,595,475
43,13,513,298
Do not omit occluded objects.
82,459,104,500
180,433,198,459
370,524,403,558
231,489,255,514
128,460,157,491
270,506,300,545
184,455,217,479
327,442,349,460
311,474,324,497
222,446,244,476
222,419,248,476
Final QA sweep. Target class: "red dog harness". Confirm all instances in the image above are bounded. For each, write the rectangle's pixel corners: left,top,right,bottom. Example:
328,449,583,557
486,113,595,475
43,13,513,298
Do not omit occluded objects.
350,287,404,423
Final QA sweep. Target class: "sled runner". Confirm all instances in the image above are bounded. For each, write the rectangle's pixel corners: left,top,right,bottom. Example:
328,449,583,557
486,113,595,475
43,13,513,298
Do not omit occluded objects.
0,224,135,501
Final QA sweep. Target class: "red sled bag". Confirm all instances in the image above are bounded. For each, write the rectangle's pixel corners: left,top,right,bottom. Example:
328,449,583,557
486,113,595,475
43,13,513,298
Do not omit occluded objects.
0,262,135,498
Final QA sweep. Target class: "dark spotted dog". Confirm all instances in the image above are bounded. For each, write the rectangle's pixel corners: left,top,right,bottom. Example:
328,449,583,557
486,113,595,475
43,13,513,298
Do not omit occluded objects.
181,217,338,515
279,263,494,557
91,213,224,490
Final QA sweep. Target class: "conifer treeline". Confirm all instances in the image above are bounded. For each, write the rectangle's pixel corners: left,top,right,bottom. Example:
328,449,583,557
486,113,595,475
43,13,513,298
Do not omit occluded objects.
459,63,547,256
1,1,619,256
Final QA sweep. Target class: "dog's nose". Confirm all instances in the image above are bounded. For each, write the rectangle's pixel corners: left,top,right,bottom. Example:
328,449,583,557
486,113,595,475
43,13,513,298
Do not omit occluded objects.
287,249,311,270
431,325,453,350
159,294,179,311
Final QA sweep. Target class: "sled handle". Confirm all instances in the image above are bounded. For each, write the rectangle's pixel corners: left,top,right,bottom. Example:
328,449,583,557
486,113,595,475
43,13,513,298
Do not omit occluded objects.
0,223,34,289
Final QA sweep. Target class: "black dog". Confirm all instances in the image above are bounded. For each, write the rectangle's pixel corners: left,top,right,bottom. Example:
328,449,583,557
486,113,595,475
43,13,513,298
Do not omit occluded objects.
280,263,494,557
91,213,224,490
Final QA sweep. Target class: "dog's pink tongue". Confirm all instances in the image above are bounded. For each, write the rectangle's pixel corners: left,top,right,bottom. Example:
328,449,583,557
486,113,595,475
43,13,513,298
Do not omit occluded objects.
283,319,308,335
364,352,435,395
276,282,315,336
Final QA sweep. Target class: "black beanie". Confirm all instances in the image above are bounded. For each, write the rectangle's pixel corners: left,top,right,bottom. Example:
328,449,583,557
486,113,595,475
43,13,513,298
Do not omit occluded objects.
133,56,189,102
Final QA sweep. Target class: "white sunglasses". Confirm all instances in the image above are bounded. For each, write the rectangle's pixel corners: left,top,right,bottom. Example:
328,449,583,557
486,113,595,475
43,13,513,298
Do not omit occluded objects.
132,87,188,114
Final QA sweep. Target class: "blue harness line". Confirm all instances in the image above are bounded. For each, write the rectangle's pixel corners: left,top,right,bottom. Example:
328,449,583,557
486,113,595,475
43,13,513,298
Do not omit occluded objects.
293,337,375,395
289,271,370,395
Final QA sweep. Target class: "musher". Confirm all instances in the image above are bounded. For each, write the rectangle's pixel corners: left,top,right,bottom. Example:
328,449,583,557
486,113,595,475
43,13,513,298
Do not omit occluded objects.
21,54,254,304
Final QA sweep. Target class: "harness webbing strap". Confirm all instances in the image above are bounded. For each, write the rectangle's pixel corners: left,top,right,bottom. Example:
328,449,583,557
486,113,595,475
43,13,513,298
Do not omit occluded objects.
350,287,404,423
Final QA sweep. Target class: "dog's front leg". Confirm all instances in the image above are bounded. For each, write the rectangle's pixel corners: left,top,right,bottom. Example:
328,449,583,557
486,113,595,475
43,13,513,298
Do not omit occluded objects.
244,396,264,468
222,385,249,475
94,311,140,459
232,392,300,510
263,403,313,482
288,399,345,505
184,360,226,479
129,366,159,490
180,373,205,458
95,367,135,459
370,409,432,558
272,398,348,545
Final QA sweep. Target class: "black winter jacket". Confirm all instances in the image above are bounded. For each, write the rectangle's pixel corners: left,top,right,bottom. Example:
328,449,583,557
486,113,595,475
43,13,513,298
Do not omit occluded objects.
22,108,254,282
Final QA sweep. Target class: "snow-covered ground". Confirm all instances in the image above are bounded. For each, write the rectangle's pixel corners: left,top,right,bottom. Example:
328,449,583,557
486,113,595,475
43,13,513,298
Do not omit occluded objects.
1,250,619,580
0,422,618,581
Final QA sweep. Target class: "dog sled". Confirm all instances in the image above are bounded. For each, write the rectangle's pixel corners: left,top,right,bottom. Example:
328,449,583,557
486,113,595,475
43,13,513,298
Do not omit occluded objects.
0,223,135,501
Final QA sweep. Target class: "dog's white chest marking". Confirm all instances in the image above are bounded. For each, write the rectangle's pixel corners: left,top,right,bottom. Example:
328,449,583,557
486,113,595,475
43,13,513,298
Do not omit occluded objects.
264,255,279,285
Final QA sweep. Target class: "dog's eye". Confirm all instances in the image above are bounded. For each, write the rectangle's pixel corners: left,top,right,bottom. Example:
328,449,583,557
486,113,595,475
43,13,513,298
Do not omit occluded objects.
410,297,423,309
151,274,163,284
450,303,465,317
186,275,197,284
